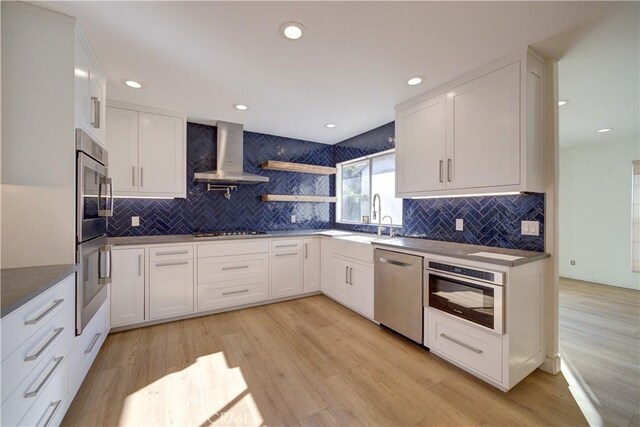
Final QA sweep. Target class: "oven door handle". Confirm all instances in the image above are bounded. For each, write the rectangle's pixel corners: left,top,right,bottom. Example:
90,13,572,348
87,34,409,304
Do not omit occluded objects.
98,244,112,285
98,177,113,217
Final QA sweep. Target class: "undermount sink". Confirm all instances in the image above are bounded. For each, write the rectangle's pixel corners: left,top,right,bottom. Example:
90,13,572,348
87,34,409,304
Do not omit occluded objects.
334,234,391,244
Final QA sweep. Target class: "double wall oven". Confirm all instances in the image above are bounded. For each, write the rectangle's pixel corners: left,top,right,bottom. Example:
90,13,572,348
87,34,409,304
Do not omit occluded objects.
76,129,113,335
425,261,504,334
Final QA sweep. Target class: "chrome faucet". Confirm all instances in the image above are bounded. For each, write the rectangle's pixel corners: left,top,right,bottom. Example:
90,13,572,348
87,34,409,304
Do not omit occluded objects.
372,193,381,221
381,215,397,237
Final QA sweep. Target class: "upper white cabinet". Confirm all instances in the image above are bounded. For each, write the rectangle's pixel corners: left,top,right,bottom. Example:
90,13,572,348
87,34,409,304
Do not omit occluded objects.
107,103,186,198
395,49,545,197
303,237,321,292
75,28,107,147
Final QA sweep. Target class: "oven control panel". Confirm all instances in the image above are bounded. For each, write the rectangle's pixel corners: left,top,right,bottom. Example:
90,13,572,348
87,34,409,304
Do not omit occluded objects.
428,261,502,285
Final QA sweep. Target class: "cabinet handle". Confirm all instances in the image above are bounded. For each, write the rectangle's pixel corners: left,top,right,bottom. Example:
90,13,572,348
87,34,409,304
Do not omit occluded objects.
275,244,297,248
345,266,349,284
304,243,308,259
440,333,483,354
222,289,249,296
349,267,353,285
41,400,63,427
275,252,297,257
222,265,249,271
132,167,136,187
91,96,100,128
140,167,144,187
138,254,142,276
25,356,64,398
25,328,64,362
439,160,444,183
85,332,102,354
24,299,64,326
155,250,189,256
155,260,188,267
447,159,452,182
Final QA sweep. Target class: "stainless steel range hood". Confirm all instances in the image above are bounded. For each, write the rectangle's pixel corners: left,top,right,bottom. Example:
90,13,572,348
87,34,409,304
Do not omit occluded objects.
194,121,269,184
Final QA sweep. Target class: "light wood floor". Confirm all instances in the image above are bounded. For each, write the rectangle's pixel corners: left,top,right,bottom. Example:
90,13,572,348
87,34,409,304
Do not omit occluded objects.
63,294,591,427
559,277,640,427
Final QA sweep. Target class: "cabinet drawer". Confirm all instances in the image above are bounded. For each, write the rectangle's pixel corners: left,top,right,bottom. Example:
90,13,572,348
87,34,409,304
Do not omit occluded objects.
2,275,74,362
1,300,73,404
14,358,67,427
426,309,502,382
198,253,268,286
197,240,269,258
149,245,193,261
198,278,269,311
332,238,374,263
271,239,301,251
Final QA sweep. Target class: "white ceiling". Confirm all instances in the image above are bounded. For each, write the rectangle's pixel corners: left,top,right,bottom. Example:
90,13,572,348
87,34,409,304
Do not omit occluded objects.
44,1,638,145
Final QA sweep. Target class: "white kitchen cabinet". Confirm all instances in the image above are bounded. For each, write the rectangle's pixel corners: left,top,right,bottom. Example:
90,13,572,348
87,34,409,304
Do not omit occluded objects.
111,248,145,327
303,238,321,292
271,245,303,298
320,237,333,294
395,49,545,197
107,103,186,198
75,29,107,147
149,258,194,319
331,256,354,305
351,261,374,318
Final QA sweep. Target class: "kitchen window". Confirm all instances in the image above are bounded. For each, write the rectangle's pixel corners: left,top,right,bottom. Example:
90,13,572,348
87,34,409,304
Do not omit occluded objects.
336,150,403,226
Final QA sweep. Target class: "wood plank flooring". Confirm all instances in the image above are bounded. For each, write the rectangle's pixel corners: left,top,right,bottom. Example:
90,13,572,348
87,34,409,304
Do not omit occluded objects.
559,277,640,427
63,294,591,427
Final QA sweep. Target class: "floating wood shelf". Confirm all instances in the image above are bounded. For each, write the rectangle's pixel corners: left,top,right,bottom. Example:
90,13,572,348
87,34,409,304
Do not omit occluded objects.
261,160,337,175
261,194,337,203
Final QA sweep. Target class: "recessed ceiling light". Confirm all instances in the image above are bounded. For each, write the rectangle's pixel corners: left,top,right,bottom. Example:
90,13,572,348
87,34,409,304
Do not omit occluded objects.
597,128,613,133
407,76,424,86
280,21,305,40
234,104,249,111
125,80,142,89
325,123,336,128
558,99,569,106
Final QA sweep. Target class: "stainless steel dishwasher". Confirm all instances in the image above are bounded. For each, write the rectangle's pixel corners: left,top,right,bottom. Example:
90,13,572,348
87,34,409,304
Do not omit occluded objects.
374,248,424,343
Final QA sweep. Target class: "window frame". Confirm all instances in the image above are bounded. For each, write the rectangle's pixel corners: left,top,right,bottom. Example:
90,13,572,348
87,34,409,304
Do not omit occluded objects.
336,149,403,227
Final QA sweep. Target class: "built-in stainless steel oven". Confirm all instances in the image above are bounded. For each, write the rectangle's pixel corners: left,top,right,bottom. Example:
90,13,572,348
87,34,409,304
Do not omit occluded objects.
76,129,112,335
425,261,505,334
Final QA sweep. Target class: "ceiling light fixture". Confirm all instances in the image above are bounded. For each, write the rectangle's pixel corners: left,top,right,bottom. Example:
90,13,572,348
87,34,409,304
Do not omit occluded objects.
234,104,249,111
125,80,142,89
280,22,305,40
597,128,612,133
407,76,424,86
558,99,569,106
325,123,336,128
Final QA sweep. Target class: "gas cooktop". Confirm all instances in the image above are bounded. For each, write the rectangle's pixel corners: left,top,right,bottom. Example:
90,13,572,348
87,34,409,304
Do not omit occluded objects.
193,231,269,238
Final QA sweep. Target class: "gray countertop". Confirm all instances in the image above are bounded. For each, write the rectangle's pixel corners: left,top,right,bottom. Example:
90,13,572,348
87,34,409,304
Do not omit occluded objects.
1,264,77,318
109,230,548,267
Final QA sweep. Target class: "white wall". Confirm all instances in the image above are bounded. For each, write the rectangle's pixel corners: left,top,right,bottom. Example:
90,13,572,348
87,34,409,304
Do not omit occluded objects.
559,138,640,290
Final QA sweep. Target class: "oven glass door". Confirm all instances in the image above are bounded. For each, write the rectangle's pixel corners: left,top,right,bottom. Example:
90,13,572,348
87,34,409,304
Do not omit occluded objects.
428,273,497,330
77,236,111,335
77,153,112,243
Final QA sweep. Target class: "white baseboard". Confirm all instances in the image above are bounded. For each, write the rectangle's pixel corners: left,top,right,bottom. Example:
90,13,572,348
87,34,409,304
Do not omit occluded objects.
539,355,561,374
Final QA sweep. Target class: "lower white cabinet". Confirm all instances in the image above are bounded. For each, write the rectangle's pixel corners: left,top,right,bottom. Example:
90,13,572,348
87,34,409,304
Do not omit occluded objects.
149,258,194,320
303,238,321,292
271,241,303,298
330,255,374,319
111,248,145,326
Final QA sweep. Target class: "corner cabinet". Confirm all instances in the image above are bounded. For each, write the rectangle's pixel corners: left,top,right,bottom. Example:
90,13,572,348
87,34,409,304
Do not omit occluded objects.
395,49,545,197
107,102,186,198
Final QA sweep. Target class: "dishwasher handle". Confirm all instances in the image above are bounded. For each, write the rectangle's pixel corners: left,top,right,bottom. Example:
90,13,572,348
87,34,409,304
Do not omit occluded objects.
378,257,415,269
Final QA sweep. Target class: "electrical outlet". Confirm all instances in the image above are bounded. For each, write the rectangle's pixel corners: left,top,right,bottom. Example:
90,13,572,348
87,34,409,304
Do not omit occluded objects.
455,219,464,231
131,216,140,227
521,220,539,236
570,260,576,266
291,215,296,223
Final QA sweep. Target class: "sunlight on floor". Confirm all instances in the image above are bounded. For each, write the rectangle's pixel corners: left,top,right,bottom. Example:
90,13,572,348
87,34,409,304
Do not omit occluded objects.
118,351,265,426
560,349,604,427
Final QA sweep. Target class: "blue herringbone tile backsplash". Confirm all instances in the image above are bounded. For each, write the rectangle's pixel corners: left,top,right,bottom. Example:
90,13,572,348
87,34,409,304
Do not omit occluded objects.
108,121,545,252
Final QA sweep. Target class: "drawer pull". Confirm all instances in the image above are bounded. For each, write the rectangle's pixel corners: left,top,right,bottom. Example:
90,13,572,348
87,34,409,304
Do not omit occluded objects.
25,357,63,398
440,333,483,354
275,244,297,248
24,299,64,326
25,328,64,362
222,289,249,296
41,399,62,427
222,265,250,271
155,250,189,256
155,260,189,267
85,332,102,354
275,252,298,257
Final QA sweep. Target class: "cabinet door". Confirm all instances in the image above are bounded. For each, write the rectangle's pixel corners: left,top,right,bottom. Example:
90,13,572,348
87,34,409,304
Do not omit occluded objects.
352,262,374,319
110,248,144,326
303,238,321,292
74,44,92,138
446,61,520,190
138,112,185,196
107,107,139,194
331,257,354,306
149,259,194,319
89,70,107,146
271,250,302,298
320,238,332,294
396,94,446,195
